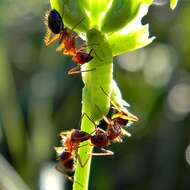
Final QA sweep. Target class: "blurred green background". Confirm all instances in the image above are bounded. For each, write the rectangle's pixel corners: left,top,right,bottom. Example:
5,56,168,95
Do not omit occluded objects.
0,1,190,190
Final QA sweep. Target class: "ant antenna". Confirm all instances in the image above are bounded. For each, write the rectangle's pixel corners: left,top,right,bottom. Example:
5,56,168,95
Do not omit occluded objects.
55,165,85,188
82,113,97,128
95,104,111,125
100,86,122,112
71,17,85,31
90,48,103,62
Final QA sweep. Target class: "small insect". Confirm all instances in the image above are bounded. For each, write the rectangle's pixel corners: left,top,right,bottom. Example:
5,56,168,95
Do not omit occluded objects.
44,9,95,75
93,88,139,143
101,87,139,126
55,129,91,182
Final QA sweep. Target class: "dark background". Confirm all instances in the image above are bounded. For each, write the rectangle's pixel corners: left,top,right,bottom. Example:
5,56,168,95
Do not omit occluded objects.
0,1,190,190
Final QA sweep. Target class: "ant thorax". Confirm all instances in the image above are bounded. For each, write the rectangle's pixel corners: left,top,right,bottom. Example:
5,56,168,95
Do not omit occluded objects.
70,129,90,143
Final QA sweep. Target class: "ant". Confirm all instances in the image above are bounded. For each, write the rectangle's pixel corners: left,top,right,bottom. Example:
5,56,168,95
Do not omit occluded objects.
93,87,139,143
44,9,95,75
55,129,91,184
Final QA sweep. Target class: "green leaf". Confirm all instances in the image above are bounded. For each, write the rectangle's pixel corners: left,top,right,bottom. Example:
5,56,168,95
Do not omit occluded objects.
170,0,178,10
62,0,90,32
86,0,112,29
108,24,155,57
101,0,141,33
107,3,155,56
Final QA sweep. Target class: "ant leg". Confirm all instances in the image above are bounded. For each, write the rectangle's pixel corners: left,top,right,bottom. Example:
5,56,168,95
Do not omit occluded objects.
121,128,131,137
78,113,96,131
90,48,103,61
100,86,139,123
119,114,139,122
68,66,96,75
55,164,74,182
76,152,90,168
55,165,85,188
59,130,71,137
44,29,60,46
88,148,114,156
44,28,52,45
82,113,97,129
94,104,112,125
68,66,81,75
71,17,85,31
77,43,100,51
100,87,120,109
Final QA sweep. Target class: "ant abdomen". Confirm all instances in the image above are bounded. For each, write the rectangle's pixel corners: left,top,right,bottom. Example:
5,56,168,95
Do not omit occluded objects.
59,151,75,172
107,124,121,141
115,117,128,127
70,129,90,143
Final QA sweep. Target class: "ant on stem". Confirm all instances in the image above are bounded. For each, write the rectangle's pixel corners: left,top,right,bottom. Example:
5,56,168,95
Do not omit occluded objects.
100,87,139,139
44,9,96,75
55,128,91,185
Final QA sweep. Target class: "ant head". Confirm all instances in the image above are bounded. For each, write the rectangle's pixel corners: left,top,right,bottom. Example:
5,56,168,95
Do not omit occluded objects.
48,9,64,34
71,129,90,143
91,129,109,148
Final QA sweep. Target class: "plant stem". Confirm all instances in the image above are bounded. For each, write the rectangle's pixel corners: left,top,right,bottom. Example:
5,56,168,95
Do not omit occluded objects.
72,29,113,190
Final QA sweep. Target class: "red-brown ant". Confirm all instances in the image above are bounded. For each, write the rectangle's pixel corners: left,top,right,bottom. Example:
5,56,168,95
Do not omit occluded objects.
55,129,91,183
44,9,95,75
93,87,139,143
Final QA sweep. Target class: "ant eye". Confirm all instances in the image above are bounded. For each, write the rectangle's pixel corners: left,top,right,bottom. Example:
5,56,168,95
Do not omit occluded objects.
48,9,63,34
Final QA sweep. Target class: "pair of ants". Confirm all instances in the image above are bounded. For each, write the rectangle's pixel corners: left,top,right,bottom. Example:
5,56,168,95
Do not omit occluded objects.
55,88,139,183
44,9,96,75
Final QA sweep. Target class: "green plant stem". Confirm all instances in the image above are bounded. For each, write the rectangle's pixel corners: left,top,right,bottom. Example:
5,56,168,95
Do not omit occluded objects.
73,29,113,190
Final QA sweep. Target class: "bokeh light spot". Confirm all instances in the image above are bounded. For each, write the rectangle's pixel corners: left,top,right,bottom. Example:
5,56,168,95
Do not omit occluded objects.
143,44,177,87
185,144,190,166
118,49,147,72
40,163,64,190
168,83,190,116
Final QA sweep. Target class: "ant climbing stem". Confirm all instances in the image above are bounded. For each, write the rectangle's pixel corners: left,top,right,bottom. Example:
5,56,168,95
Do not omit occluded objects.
44,9,103,76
